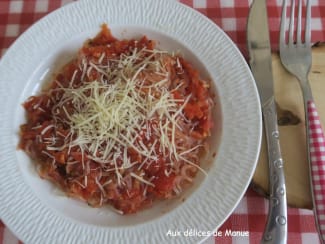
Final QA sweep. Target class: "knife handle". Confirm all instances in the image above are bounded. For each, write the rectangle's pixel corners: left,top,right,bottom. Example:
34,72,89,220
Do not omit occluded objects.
261,97,287,244
307,100,325,243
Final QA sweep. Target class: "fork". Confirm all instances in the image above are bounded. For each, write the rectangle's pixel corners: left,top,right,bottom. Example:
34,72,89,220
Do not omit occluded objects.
279,0,325,242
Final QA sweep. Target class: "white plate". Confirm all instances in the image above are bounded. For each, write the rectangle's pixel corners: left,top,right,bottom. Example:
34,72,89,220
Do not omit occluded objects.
0,0,262,243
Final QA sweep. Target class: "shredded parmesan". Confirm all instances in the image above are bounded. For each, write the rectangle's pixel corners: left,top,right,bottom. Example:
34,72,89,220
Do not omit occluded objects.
43,47,206,185
130,172,155,187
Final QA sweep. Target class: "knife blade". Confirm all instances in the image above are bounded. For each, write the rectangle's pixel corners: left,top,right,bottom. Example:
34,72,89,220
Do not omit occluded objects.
247,0,288,243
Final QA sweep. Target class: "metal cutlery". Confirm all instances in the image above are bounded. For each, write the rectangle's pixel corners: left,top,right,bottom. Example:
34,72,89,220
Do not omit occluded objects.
247,0,288,243
279,0,325,243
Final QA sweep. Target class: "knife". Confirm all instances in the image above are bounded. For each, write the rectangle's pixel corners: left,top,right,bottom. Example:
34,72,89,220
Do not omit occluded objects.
247,0,287,243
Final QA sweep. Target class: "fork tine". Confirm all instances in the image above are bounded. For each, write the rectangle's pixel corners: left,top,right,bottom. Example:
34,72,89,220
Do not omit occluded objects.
280,0,288,45
297,0,302,44
289,0,295,44
305,0,311,45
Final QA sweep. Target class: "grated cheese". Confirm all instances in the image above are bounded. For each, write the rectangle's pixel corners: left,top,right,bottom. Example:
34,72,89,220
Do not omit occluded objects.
130,172,155,187
46,47,206,187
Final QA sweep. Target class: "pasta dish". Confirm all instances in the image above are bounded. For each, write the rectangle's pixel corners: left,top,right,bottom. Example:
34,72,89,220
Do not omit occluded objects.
19,24,214,214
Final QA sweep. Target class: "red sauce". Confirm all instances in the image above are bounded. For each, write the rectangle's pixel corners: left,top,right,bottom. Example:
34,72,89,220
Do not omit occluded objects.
19,24,214,214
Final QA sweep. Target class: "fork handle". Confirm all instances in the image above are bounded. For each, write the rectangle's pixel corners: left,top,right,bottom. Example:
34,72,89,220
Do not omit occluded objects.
307,100,325,243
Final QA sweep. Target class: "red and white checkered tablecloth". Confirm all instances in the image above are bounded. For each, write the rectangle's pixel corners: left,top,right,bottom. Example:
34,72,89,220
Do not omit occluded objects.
1,0,325,243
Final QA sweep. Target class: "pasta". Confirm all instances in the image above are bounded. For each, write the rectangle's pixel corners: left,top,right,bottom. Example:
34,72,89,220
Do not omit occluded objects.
19,24,214,214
